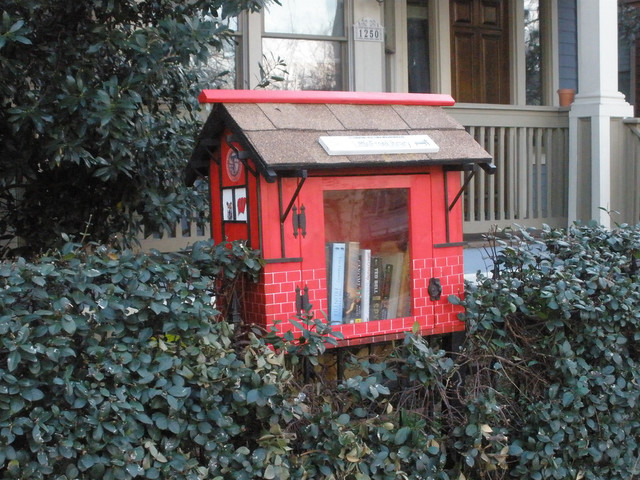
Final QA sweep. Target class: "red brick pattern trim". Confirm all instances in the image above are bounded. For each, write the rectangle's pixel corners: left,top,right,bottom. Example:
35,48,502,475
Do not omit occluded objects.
242,250,465,345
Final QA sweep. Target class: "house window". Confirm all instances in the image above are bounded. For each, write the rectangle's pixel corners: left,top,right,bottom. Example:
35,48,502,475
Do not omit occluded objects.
203,16,240,89
324,189,411,325
407,0,431,93
262,0,347,90
525,0,543,105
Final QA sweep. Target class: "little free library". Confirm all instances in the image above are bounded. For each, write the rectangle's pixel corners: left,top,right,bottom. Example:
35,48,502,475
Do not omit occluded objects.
186,90,494,347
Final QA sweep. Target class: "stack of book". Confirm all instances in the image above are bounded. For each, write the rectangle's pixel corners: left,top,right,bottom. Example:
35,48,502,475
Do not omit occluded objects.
326,242,410,325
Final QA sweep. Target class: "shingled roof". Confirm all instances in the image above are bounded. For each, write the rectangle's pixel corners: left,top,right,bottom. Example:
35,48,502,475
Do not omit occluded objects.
186,90,494,185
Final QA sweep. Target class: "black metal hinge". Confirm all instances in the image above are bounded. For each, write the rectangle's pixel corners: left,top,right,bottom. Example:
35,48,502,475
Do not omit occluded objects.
295,284,311,315
292,204,307,238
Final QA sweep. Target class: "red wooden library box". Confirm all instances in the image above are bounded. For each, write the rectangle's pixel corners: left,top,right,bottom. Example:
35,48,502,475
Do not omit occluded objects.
186,90,494,346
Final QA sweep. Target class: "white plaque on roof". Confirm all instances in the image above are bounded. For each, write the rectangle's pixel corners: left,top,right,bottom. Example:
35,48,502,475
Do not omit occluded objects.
318,135,439,156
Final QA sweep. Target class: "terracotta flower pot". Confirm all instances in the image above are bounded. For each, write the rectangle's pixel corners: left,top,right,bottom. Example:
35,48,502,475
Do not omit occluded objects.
558,88,575,106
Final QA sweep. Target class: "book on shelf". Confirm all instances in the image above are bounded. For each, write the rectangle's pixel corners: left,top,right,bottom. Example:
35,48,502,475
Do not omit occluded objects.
343,241,361,324
329,242,346,325
325,242,332,319
370,256,383,321
380,262,393,319
359,249,371,322
398,251,411,317
380,251,406,319
326,242,409,324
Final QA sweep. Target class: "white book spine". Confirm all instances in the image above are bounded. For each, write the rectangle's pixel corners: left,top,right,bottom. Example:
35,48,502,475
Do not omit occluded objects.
360,249,371,322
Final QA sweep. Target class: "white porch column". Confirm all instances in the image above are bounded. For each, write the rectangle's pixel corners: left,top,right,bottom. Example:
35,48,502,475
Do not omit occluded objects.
568,0,633,228
243,11,263,89
352,0,385,91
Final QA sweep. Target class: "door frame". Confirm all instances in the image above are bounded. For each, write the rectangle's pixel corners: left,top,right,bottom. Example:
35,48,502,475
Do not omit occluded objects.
393,0,558,106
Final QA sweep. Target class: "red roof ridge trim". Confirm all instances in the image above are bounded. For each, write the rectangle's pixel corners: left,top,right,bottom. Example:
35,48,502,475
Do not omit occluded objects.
198,89,455,106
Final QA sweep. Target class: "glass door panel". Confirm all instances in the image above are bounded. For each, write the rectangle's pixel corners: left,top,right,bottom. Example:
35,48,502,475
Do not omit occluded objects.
324,189,411,324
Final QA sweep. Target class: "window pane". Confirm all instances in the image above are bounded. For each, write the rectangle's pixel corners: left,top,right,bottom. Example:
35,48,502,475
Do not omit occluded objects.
202,37,239,89
264,0,344,36
619,30,632,103
407,1,430,93
324,189,411,324
525,0,542,105
226,16,238,32
262,38,344,90
199,14,239,88
204,13,238,32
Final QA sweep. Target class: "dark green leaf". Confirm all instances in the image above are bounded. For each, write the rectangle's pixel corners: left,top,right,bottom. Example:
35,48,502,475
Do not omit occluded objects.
246,389,260,404
7,350,20,372
336,414,350,425
394,427,411,445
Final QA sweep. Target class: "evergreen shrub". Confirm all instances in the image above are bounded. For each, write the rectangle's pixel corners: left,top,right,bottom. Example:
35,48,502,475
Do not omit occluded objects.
451,222,640,479
3,221,640,479
0,240,283,479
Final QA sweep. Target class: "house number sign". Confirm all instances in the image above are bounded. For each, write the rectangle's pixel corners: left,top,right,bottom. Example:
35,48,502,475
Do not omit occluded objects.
353,18,384,42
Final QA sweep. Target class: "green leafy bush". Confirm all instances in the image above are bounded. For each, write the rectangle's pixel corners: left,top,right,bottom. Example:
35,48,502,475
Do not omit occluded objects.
4,222,640,479
0,239,287,479
0,239,453,480
451,222,640,479
0,0,272,256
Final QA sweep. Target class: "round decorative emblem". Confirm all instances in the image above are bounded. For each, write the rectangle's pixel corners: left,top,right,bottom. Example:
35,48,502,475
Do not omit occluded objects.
226,150,243,183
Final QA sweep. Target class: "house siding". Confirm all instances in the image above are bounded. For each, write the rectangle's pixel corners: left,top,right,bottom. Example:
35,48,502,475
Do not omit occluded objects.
558,0,578,90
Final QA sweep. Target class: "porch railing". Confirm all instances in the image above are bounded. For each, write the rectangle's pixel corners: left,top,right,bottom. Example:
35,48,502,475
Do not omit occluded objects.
448,105,570,235
623,118,640,224
136,217,210,253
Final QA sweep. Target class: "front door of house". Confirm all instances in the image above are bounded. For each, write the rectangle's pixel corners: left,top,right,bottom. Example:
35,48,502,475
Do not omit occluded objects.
450,0,510,104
